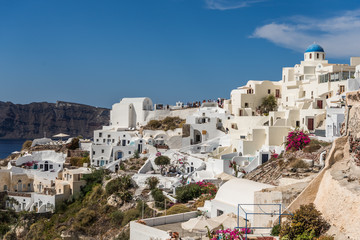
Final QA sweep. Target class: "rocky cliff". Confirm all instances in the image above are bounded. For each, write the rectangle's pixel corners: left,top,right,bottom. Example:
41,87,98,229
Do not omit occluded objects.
0,101,110,139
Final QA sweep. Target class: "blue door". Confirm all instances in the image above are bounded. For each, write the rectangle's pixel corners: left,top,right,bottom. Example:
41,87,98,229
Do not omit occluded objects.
117,151,123,159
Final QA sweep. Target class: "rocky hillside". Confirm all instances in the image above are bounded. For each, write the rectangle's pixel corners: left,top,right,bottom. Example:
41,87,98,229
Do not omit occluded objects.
0,101,110,139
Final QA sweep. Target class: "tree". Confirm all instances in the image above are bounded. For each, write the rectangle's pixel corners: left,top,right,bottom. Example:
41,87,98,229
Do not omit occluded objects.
260,94,277,114
154,156,170,167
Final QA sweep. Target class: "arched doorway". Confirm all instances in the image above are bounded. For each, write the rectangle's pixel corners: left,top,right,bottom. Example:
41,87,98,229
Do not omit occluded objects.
44,161,49,171
18,180,22,192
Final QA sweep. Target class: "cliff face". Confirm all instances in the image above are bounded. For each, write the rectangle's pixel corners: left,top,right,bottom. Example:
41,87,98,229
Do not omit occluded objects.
0,101,110,139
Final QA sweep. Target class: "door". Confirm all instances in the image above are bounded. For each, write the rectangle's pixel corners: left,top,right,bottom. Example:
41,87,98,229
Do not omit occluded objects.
317,100,323,109
122,140,126,146
308,118,314,131
44,162,49,171
137,144,142,153
117,151,123,159
276,89,280,98
261,154,269,164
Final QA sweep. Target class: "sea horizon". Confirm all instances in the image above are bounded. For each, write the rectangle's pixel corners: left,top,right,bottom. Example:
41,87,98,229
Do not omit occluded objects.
0,139,25,160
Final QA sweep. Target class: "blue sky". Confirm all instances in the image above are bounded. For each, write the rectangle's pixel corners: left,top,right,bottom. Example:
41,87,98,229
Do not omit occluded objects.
1,0,360,108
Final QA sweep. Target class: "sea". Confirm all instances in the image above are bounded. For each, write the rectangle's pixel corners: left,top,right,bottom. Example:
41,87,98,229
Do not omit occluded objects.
0,139,25,159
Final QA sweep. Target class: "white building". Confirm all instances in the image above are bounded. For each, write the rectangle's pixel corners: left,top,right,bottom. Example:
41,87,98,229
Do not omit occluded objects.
201,178,273,221
110,97,153,129
89,98,154,168
182,102,231,147
223,44,360,157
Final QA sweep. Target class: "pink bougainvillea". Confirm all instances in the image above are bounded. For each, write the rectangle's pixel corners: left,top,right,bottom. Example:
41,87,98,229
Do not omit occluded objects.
270,150,279,159
285,129,311,151
195,180,218,198
155,151,162,157
210,228,245,240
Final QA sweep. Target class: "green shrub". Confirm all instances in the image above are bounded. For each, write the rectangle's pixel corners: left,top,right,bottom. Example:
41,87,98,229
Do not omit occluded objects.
22,140,32,150
295,230,315,240
70,156,90,167
260,94,277,114
145,176,159,190
146,120,162,129
151,189,165,208
66,138,80,150
291,159,308,169
271,224,281,236
75,209,97,226
176,183,202,203
122,209,140,226
105,176,133,202
166,204,191,215
280,204,329,239
81,169,107,196
116,229,130,240
111,210,124,225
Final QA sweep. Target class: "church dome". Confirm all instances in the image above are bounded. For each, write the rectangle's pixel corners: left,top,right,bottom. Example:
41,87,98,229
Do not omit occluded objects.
305,43,324,53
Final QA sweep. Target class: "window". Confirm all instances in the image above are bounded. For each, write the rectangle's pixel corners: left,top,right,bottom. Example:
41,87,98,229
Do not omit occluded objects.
107,134,111,138
286,97,288,102
99,133,102,137
317,53,319,59
268,89,271,94
128,151,131,154
96,139,99,142
103,139,105,143
217,210,224,216
49,165,53,169
3,185,7,191
296,121,300,127
283,75,286,82
310,53,312,59
244,103,249,108
340,85,345,94
323,54,325,60
101,149,104,153
40,164,43,168
59,189,61,193
319,74,329,83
